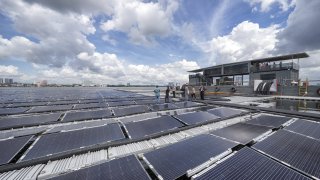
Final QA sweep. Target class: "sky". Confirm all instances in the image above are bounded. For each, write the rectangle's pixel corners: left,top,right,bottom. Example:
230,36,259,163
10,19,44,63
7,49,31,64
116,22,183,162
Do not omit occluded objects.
0,0,319,85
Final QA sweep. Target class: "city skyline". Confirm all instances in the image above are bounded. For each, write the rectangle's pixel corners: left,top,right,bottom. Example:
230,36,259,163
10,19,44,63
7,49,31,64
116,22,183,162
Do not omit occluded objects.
0,0,320,84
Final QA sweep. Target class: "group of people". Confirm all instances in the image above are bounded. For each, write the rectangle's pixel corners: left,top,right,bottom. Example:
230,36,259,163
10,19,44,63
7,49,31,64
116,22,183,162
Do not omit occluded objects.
154,84,206,103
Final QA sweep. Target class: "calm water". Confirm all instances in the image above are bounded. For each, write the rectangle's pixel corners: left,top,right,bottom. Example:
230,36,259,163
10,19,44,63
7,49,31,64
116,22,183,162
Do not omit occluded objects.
272,99,320,112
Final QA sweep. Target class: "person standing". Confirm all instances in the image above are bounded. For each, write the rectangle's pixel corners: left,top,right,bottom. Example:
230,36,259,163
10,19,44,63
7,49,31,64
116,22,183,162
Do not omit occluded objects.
191,86,196,100
185,85,190,101
199,85,206,100
154,85,161,103
172,84,176,98
165,86,170,103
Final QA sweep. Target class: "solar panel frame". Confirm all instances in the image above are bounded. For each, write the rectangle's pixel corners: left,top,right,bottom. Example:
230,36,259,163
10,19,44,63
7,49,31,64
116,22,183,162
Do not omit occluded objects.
0,113,61,129
48,155,151,180
22,124,125,161
107,101,136,107
211,123,272,144
207,107,244,118
62,109,113,122
174,101,202,108
0,107,29,116
124,115,184,139
143,134,237,180
150,103,178,111
73,103,108,110
285,119,320,140
0,135,33,165
253,130,320,179
28,105,73,113
113,105,149,117
194,147,311,180
245,114,292,128
174,111,220,125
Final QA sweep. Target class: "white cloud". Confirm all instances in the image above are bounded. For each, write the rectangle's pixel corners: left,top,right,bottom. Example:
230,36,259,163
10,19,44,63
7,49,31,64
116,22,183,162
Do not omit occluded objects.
0,0,96,67
245,0,295,12
100,0,179,45
0,65,22,77
204,21,280,65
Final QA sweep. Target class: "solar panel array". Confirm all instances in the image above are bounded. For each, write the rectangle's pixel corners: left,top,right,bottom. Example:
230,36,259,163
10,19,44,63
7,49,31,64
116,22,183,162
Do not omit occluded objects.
49,155,150,180
144,134,237,180
150,103,178,111
63,109,113,122
28,105,73,113
194,147,310,180
0,113,61,129
211,123,271,144
0,107,29,116
113,105,149,117
245,114,291,128
73,103,108,110
174,111,220,125
107,101,136,107
207,107,244,118
23,124,124,161
0,135,33,165
253,130,320,179
285,119,320,140
124,116,184,139
174,101,201,108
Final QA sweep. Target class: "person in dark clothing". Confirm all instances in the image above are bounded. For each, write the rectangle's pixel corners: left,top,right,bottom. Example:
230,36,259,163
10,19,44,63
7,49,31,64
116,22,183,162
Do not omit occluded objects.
165,86,170,103
199,85,206,100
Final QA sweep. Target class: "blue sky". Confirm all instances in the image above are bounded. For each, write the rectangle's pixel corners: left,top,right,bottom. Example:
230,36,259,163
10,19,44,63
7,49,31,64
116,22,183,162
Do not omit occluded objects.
0,0,319,84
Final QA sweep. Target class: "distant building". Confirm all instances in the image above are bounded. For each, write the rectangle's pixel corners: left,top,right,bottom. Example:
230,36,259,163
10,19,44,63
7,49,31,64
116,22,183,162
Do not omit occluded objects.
0,78,3,84
4,78,13,84
37,80,48,87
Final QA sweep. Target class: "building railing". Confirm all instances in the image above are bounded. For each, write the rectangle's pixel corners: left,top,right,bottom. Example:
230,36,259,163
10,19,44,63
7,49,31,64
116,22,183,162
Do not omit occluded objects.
251,62,299,73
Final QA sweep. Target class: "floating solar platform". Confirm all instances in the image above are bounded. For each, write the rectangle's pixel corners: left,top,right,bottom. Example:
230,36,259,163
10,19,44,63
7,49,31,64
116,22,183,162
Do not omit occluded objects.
73,103,108,110
107,101,136,107
0,135,33,165
79,99,104,104
253,130,320,179
135,99,158,105
285,119,320,140
113,105,149,117
150,103,178,111
207,107,244,118
174,111,220,125
7,101,48,108
174,101,202,108
23,124,125,161
0,107,29,116
49,155,150,180
63,109,113,122
211,123,271,144
28,105,73,113
143,134,237,180
125,116,184,139
48,100,79,105
193,147,310,180
245,114,292,128
0,113,61,129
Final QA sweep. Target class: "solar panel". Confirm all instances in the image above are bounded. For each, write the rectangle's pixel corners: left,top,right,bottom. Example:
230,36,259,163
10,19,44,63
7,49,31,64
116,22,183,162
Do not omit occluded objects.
107,101,136,107
63,109,113,122
135,99,158,105
49,155,150,180
0,107,29,116
150,103,178,111
125,116,184,139
113,105,149,117
174,101,202,108
211,123,271,144
143,134,237,180
0,127,47,140
253,130,320,179
245,114,292,128
0,135,33,165
193,147,310,180
48,100,79,105
0,113,61,129
207,107,244,118
28,105,73,113
73,103,108,110
285,119,320,140
174,111,220,125
23,124,125,161
79,99,103,104
8,101,48,108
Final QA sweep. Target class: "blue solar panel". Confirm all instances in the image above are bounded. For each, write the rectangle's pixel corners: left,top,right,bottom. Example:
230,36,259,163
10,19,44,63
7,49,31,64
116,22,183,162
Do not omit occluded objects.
28,105,73,113
0,135,33,165
143,134,237,180
174,101,202,108
113,105,149,117
125,116,184,139
285,119,320,140
73,103,108,110
211,123,271,144
0,107,29,115
49,155,150,180
253,130,320,179
245,114,291,128
150,103,178,111
107,101,136,107
63,109,113,122
0,113,61,129
207,107,244,118
23,124,125,161
194,147,310,180
174,111,220,125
